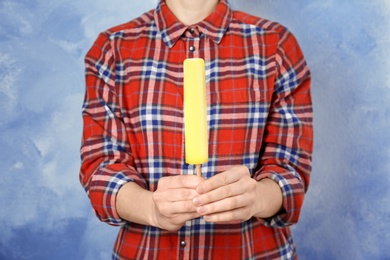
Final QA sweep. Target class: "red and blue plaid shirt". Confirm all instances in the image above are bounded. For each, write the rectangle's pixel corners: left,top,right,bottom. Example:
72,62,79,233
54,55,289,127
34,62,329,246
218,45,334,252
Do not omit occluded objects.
80,0,313,259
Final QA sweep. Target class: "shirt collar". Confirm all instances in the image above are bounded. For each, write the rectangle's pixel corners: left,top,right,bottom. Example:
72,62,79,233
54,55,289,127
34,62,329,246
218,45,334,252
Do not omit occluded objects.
154,0,232,48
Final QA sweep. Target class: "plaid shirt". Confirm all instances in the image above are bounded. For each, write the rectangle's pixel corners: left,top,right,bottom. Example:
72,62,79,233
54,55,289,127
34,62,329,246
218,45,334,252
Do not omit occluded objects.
80,0,313,259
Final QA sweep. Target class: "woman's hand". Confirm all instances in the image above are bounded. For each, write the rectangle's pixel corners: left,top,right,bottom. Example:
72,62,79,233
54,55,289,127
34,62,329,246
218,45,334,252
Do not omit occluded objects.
193,166,283,223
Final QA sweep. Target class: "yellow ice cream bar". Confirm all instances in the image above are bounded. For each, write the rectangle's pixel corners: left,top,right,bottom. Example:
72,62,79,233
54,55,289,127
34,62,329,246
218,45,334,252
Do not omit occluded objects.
183,58,208,165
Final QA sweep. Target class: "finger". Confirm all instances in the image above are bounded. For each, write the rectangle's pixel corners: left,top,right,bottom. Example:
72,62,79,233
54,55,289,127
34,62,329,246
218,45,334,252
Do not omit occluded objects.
202,207,251,223
168,211,201,225
196,166,248,194
193,181,247,206
159,188,199,202
159,175,204,189
172,200,199,214
154,187,199,206
159,200,199,216
157,211,201,231
196,194,249,216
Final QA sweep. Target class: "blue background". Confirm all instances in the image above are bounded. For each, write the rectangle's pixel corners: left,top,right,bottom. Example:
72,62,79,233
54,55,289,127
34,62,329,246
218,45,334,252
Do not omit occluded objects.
1,0,389,259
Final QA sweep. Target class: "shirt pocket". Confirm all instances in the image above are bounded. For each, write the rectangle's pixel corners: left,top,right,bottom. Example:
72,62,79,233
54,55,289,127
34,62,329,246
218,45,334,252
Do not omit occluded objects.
207,89,269,157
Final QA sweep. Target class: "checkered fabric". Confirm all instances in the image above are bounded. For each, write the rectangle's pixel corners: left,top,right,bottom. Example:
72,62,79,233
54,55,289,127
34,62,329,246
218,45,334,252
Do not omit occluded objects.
80,0,313,259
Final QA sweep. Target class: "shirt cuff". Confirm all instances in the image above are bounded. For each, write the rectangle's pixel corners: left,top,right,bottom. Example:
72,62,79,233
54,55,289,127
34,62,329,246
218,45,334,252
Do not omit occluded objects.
255,169,305,228
89,166,146,226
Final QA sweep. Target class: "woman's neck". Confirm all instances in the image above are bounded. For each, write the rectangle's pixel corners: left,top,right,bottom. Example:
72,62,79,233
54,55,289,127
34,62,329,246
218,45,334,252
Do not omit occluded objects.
165,0,219,25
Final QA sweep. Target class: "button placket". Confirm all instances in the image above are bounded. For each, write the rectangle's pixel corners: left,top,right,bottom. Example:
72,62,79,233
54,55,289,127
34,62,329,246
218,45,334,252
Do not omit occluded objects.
187,38,200,58
178,221,192,259
178,236,191,259
183,26,201,58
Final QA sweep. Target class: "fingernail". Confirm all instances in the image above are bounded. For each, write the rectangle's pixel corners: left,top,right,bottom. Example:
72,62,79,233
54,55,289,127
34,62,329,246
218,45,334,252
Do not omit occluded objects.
198,206,206,214
193,196,202,206
203,215,212,222
196,186,204,194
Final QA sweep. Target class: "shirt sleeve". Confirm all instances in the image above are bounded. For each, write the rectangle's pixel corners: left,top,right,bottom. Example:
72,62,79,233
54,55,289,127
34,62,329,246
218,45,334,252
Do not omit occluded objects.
79,32,147,226
254,28,313,227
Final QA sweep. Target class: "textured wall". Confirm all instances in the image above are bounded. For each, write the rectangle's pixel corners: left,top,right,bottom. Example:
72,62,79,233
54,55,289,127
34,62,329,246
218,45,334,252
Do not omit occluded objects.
1,0,389,259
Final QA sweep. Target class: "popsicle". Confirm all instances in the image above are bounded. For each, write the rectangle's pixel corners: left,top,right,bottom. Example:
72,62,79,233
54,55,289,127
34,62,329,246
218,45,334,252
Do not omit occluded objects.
183,58,208,177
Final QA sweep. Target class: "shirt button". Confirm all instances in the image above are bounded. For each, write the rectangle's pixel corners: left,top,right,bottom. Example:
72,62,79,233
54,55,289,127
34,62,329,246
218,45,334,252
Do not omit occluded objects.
180,241,186,247
189,46,196,52
189,27,195,34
